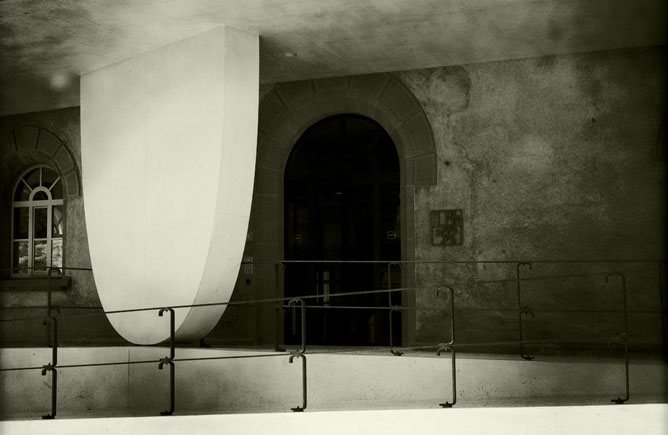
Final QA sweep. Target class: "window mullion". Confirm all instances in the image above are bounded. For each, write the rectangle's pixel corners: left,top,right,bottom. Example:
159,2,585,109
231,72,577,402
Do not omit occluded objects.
28,205,34,273
47,204,52,269
21,178,32,193
10,205,15,274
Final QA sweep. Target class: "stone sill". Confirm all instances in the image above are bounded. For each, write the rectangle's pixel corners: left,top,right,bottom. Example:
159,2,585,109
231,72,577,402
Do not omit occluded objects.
0,276,71,292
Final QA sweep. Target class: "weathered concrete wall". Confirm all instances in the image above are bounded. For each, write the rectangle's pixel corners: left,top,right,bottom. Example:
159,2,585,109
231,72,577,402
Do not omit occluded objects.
0,108,122,345
1,46,665,353
395,46,666,349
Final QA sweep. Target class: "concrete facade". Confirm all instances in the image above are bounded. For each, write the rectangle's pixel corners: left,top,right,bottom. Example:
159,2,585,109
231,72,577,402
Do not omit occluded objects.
0,45,665,355
399,46,666,349
0,107,121,345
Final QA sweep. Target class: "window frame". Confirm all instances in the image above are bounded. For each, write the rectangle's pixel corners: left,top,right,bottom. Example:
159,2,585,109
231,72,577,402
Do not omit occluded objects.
10,165,64,277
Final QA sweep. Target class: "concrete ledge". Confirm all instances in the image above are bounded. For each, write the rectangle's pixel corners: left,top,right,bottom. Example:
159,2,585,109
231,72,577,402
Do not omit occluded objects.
1,347,666,419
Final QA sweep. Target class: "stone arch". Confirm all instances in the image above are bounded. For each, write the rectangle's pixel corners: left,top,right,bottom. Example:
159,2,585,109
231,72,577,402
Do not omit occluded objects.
257,73,437,183
0,126,81,199
251,73,436,344
0,126,81,278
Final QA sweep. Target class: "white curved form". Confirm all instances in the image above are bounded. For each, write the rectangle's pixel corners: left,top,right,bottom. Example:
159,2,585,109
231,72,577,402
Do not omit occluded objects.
81,27,259,344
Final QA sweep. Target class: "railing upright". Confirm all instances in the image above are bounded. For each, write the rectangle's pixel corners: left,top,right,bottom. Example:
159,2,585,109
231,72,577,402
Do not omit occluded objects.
435,286,456,408
274,263,286,352
388,262,403,356
41,316,58,419
516,262,535,360
158,308,176,415
606,273,629,404
659,262,667,363
287,297,307,411
45,267,61,346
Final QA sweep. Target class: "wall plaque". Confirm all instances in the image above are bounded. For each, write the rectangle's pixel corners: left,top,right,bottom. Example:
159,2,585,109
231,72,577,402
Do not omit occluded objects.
431,209,463,246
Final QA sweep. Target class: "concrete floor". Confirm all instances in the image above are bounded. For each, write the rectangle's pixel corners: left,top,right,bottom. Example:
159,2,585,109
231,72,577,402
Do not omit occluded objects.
2,404,667,435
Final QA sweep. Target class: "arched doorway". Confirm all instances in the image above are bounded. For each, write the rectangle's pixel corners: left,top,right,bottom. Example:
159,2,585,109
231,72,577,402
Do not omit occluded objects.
249,73,436,346
284,114,401,346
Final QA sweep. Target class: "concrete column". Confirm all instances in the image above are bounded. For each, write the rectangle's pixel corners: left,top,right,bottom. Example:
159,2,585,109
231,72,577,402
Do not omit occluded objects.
81,26,259,344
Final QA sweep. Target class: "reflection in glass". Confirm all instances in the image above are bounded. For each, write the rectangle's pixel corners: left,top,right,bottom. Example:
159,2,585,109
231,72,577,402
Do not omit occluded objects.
53,206,64,237
13,207,29,239
34,207,47,238
33,190,49,200
52,239,63,268
13,241,29,273
33,241,47,271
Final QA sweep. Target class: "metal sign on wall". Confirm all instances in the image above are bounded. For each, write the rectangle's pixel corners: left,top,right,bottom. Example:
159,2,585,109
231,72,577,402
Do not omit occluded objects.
431,209,463,246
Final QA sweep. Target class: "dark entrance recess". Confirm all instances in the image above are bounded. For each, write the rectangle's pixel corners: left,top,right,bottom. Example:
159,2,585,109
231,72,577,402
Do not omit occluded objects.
284,114,401,346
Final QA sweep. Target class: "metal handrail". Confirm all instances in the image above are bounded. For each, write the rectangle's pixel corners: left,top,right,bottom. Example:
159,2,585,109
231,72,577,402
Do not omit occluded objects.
0,259,665,419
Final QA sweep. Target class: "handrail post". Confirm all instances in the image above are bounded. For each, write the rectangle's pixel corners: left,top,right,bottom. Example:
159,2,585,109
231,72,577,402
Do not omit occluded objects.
288,353,307,412
389,307,404,356
388,262,403,356
274,305,285,352
436,285,456,408
41,316,58,419
437,286,455,346
158,308,176,415
606,273,629,404
45,267,61,346
274,263,284,351
288,298,306,354
516,262,534,360
287,297,307,412
436,344,456,408
659,262,667,364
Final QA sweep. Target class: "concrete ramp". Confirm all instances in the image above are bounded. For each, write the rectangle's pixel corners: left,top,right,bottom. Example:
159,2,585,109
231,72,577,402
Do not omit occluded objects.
0,347,666,419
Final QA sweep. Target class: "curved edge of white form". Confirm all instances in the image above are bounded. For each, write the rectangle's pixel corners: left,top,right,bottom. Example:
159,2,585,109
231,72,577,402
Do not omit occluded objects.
176,28,259,341
81,26,259,345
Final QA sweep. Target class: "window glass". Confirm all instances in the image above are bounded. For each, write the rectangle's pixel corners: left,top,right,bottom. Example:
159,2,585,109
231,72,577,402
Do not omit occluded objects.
52,206,64,237
13,207,29,239
51,239,63,268
34,207,48,238
14,183,31,201
13,241,29,273
50,178,63,199
25,168,41,189
33,241,47,271
42,168,58,189
12,166,65,276
33,190,49,201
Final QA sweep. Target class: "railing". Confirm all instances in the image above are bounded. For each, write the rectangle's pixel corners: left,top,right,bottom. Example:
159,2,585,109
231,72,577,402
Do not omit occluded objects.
0,259,666,419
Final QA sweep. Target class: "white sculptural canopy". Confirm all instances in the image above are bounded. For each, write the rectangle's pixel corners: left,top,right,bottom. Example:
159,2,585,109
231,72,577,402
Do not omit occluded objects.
81,26,259,344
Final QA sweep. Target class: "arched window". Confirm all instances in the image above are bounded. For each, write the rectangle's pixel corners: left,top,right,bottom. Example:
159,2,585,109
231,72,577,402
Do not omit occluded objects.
11,166,64,276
